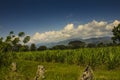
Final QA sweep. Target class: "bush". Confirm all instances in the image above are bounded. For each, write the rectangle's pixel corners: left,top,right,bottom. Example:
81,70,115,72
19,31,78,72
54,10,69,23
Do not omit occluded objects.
0,51,13,67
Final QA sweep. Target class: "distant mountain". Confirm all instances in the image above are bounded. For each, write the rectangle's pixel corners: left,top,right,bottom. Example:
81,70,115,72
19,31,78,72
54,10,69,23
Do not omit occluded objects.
37,36,112,48
84,36,112,44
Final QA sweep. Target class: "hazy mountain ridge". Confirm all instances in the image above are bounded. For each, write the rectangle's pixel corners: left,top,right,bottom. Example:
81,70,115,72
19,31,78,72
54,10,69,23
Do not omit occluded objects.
37,36,112,48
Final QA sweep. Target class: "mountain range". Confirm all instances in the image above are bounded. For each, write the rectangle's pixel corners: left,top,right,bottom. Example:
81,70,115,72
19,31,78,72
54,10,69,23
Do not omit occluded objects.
37,36,112,48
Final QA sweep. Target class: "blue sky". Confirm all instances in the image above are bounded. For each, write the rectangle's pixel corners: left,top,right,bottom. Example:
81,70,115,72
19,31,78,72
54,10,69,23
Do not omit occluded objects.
0,0,120,43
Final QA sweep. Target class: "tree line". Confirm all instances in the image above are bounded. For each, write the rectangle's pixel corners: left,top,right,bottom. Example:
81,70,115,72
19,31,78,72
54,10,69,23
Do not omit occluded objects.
0,31,30,52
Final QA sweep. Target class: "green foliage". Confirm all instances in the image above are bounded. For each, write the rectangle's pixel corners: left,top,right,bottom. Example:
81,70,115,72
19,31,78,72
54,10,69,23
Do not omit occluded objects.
15,46,120,70
0,31,31,52
112,24,120,43
0,37,3,43
18,32,25,37
87,43,96,48
68,40,86,49
23,36,30,44
30,43,36,51
12,37,20,45
38,46,47,51
0,49,14,67
52,45,67,50
1,61,120,80
9,31,14,35
97,42,105,47
1,45,120,79
107,52,120,70
20,45,29,52
1,40,120,70
5,36,12,43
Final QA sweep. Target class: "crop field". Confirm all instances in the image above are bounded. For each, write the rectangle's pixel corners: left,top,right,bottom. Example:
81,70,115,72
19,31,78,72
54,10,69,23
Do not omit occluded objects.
0,46,120,80
16,46,120,70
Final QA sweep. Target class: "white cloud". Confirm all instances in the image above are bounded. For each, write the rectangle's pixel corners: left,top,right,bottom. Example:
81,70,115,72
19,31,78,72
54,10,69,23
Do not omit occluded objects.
30,20,120,43
106,20,120,30
64,24,74,31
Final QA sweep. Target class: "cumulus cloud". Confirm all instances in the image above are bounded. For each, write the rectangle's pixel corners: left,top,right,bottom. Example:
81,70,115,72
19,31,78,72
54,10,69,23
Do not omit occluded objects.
30,20,120,43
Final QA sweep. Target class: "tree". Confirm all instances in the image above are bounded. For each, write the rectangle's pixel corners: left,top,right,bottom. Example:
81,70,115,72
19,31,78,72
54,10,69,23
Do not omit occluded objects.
52,45,67,50
0,43,13,67
30,43,36,51
23,36,30,44
9,31,15,39
18,32,25,44
97,42,105,47
9,31,14,36
5,36,12,43
87,43,96,48
68,40,86,49
9,31,14,35
0,37,3,43
14,44,22,52
12,37,20,45
18,32,25,37
37,46,47,51
112,24,120,44
4,31,30,52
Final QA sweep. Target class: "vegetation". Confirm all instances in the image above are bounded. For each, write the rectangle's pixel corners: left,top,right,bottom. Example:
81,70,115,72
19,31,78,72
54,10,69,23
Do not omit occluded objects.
68,40,86,49
30,43,36,51
15,46,120,70
1,61,120,80
112,24,120,43
1,40,120,79
0,24,120,79
37,45,47,51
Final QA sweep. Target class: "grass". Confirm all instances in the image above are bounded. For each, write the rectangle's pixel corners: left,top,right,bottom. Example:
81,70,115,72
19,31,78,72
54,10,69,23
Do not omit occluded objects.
15,46,120,70
0,60,120,80
0,46,120,80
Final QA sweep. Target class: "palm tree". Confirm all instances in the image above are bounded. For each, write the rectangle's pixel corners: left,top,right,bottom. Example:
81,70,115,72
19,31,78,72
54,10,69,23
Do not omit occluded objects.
18,32,25,44
12,37,20,45
23,36,30,44
30,43,36,51
18,32,25,38
9,31,14,36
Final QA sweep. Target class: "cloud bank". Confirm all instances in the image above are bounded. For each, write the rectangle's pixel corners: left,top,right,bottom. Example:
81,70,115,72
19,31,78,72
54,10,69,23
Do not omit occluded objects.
30,20,120,43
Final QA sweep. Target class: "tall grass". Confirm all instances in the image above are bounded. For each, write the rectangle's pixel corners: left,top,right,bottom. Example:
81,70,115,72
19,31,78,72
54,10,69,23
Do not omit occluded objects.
16,46,120,70
1,46,120,80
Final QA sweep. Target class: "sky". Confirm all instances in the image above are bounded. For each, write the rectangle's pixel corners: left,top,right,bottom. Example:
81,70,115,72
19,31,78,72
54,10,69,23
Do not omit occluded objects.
0,0,120,43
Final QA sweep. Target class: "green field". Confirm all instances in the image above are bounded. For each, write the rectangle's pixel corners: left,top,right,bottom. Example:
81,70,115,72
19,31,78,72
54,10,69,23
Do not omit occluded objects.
0,46,120,80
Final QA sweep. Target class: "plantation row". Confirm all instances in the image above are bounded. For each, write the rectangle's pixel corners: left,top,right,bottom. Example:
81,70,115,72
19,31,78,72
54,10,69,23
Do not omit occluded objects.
15,46,120,70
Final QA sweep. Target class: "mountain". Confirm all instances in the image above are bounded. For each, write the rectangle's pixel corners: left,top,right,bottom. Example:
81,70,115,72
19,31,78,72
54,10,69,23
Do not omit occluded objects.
84,36,112,44
37,36,112,48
